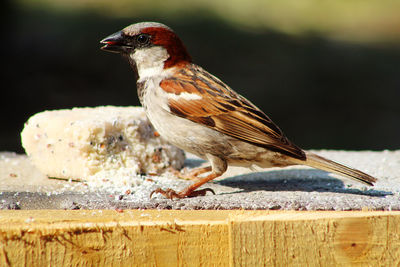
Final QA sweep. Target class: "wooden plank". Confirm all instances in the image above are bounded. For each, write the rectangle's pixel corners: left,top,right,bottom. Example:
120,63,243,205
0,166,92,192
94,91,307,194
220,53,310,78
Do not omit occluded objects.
0,210,230,267
0,210,399,266
229,211,400,266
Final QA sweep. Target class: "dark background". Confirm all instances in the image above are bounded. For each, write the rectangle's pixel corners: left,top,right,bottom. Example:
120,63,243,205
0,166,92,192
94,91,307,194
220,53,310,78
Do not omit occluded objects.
2,2,400,153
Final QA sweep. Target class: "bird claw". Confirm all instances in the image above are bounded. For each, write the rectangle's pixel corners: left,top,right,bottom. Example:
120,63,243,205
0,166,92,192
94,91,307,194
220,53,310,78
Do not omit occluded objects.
150,188,181,199
186,188,215,197
150,187,215,199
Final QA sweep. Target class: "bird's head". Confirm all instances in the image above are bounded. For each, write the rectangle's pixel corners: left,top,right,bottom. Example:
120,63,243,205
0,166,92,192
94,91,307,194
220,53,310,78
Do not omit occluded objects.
100,22,192,78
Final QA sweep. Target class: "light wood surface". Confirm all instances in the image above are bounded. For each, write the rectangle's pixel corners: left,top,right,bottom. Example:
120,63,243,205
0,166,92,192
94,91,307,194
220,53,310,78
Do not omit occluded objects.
0,210,399,266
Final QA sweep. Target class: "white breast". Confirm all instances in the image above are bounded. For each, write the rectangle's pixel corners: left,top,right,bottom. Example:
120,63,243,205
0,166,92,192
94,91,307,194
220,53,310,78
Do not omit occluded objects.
131,46,170,81
140,76,231,158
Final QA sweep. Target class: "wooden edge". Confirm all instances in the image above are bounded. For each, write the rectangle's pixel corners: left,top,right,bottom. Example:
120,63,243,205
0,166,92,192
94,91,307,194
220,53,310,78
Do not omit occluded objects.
0,210,399,266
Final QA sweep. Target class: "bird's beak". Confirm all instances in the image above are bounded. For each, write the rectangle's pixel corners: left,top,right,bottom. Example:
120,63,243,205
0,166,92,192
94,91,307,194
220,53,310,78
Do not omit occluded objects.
100,31,130,53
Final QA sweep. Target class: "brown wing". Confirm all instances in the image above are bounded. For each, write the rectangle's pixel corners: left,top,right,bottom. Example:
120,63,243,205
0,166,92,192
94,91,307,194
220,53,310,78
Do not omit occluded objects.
162,64,305,160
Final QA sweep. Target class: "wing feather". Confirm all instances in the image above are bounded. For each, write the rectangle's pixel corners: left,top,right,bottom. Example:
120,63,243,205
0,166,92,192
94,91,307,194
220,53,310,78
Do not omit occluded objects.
162,64,305,160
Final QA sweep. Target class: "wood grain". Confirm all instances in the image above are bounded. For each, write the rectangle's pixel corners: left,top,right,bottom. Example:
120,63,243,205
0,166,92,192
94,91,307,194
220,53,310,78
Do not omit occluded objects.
0,210,398,266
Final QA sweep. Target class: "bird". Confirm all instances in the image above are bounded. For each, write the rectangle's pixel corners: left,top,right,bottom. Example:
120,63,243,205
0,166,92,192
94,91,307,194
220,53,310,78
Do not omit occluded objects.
100,22,377,199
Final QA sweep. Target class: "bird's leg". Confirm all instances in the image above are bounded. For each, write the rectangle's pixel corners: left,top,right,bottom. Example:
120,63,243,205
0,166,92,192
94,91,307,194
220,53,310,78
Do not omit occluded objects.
182,166,212,180
150,154,227,199
167,166,212,180
186,165,212,177
177,172,219,197
150,172,219,199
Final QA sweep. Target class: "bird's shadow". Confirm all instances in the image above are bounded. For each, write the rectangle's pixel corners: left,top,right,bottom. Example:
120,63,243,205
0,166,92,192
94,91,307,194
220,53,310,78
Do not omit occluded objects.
184,157,391,197
219,169,391,197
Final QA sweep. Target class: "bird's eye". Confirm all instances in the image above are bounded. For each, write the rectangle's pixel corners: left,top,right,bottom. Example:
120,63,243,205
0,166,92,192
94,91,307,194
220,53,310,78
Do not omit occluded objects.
136,34,149,45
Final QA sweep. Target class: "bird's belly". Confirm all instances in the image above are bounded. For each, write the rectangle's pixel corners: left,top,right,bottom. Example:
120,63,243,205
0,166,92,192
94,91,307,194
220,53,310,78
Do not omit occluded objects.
143,96,231,159
150,112,231,158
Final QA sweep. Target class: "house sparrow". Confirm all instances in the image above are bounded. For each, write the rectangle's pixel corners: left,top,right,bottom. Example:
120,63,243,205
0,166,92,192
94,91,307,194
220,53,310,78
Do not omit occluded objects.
100,22,377,199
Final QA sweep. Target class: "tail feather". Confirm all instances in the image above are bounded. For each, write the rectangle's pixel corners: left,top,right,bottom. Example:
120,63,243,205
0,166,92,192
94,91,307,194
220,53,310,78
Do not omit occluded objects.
296,152,377,186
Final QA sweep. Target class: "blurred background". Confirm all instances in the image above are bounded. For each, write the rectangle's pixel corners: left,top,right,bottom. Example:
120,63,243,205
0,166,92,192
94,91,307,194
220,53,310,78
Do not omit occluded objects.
2,0,400,153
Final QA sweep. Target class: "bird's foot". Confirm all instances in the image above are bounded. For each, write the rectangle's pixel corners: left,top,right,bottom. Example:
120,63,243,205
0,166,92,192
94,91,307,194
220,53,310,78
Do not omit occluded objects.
150,187,215,199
